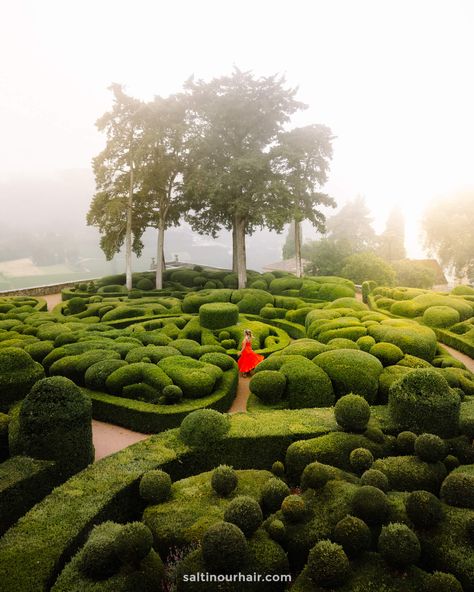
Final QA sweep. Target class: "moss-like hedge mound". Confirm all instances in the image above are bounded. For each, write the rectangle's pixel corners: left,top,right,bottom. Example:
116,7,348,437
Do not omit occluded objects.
179,409,230,448
334,394,371,431
0,347,45,408
423,305,460,328
378,522,420,568
199,302,239,330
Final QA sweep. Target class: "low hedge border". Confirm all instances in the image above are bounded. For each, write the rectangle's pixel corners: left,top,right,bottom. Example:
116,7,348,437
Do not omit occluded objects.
86,366,239,433
433,328,474,359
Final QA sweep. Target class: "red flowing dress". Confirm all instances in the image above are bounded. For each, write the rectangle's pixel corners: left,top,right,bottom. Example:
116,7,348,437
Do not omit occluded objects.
238,339,264,373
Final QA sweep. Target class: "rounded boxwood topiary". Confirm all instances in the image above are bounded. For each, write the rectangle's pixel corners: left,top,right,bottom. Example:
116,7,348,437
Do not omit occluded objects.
301,462,336,490
261,477,290,512
334,394,371,432
179,409,230,448
115,522,154,564
218,330,231,341
271,461,285,478
423,306,460,328
224,495,263,536
0,346,45,407
199,302,239,330
443,454,460,472
369,342,404,366
357,335,376,352
202,522,247,574
199,352,235,371
389,369,461,437
425,571,463,592
352,485,389,525
396,431,417,455
221,338,237,350
78,524,121,579
377,522,420,568
440,472,474,508
414,433,446,463
139,470,172,504
307,539,350,587
405,490,442,528
211,465,238,497
281,495,306,522
68,297,87,314
266,519,286,543
360,468,389,492
84,359,128,392
249,370,287,404
333,515,371,557
162,384,183,404
349,448,374,474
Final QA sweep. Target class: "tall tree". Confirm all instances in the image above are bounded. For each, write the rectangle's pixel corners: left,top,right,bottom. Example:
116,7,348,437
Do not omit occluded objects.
378,207,406,261
282,223,296,260
326,195,376,252
302,238,353,276
183,68,304,288
423,193,474,281
271,125,335,277
87,84,146,289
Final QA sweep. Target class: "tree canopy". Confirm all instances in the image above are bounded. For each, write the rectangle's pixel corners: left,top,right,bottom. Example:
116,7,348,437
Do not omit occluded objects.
326,195,375,252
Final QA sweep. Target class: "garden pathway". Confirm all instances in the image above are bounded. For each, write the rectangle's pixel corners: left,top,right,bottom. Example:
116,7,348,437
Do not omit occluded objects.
92,420,148,461
43,292,62,309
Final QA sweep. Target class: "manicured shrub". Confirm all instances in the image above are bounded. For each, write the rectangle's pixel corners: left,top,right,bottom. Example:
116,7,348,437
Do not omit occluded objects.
440,471,474,508
281,495,306,522
372,456,447,494
202,522,247,573
162,384,183,404
199,352,235,371
249,370,287,404
261,477,290,512
307,539,349,587
405,490,442,528
224,495,263,536
84,359,129,391
106,362,172,400
360,469,389,491
369,342,404,366
50,349,122,386
280,358,334,408
396,431,417,454
334,394,371,431
271,461,285,478
364,426,385,443
326,338,360,350
115,522,153,564
443,454,460,472
414,433,446,462
333,515,371,556
179,409,230,448
136,278,154,291
13,376,93,478
199,302,239,330
220,338,237,350
78,522,121,579
68,297,87,314
279,338,328,358
389,369,461,437
23,340,54,363
425,572,464,592
423,305,460,328
352,485,389,525
139,470,172,504
211,465,238,497
301,462,336,490
349,448,374,474
125,345,181,364
266,519,286,543
231,288,274,314
378,522,420,568
397,354,432,368
159,356,223,399
0,347,45,407
314,349,383,403
250,279,268,290
368,322,438,361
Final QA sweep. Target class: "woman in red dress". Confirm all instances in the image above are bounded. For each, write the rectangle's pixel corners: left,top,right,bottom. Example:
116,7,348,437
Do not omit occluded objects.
237,329,264,376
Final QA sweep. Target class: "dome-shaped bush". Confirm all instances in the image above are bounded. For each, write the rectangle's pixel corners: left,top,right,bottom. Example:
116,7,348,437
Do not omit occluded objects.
199,352,235,371
349,448,374,474
261,477,290,512
301,461,335,490
377,522,420,567
84,359,128,391
405,490,442,528
218,330,231,341
202,522,247,574
115,522,153,564
211,465,238,497
307,540,350,587
249,370,287,404
136,278,154,291
266,519,286,543
162,384,183,404
360,469,389,492
139,470,172,504
334,394,371,431
389,369,461,437
224,495,263,536
78,522,121,580
369,342,404,366
281,495,306,522
425,571,464,592
179,409,230,448
443,454,460,472
280,358,335,409
414,433,446,463
68,297,87,314
0,347,45,406
423,306,460,328
352,485,389,525
271,461,285,478
199,303,239,330
357,335,376,352
396,431,417,454
333,515,371,556
440,472,474,508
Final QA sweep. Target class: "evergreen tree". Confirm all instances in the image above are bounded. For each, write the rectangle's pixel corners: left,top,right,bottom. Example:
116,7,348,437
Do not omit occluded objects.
378,207,406,261
326,195,375,252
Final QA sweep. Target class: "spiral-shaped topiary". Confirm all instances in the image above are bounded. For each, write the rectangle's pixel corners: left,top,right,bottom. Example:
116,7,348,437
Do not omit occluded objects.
307,539,350,587
211,465,238,497
202,522,247,574
377,522,420,568
224,495,263,536
139,470,172,504
405,490,442,528
261,477,290,512
333,515,371,556
334,394,371,431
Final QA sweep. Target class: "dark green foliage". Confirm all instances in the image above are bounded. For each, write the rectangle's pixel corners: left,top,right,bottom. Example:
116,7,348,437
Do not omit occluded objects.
125,345,181,363
179,409,230,447
23,340,54,363
414,433,446,462
372,456,447,494
352,486,389,525
78,522,121,579
333,515,371,557
281,495,306,522
424,572,464,592
389,369,461,437
280,358,334,408
139,470,172,504
199,302,239,330
211,465,238,497
49,349,122,386
106,362,172,400
266,519,286,543
199,352,235,371
405,490,442,528
369,342,404,366
202,522,247,573
261,477,291,512
159,356,223,399
271,461,285,478
368,322,438,361
279,338,328,358
115,522,153,564
307,539,349,587
68,297,87,314
0,347,45,408
443,454,460,472
224,495,263,536
466,517,474,542
12,376,93,478
360,469,388,491
249,370,287,404
440,471,474,508
349,448,374,474
162,384,183,404
377,523,420,568
396,431,417,454
334,394,371,431
136,278,154,291
301,462,338,490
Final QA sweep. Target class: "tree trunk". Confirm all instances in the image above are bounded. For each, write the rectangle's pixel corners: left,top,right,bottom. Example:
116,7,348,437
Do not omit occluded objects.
125,165,134,291
232,225,238,273
294,218,302,278
156,216,166,290
235,214,247,289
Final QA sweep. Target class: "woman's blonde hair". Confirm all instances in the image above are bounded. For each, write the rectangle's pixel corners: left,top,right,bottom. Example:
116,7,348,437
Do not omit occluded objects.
244,329,252,338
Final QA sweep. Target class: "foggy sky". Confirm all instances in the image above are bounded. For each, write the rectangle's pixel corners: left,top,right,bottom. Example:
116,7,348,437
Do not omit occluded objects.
1,0,474,259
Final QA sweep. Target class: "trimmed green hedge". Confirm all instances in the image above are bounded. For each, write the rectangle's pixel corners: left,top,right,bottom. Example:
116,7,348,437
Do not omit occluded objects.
199,302,239,329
